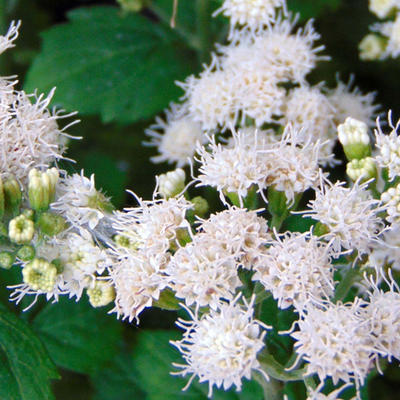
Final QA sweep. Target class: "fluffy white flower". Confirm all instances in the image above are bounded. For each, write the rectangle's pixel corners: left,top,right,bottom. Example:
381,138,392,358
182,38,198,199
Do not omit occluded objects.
368,226,400,271
375,12,400,58
374,112,400,181
179,68,239,131
0,89,77,183
282,86,336,164
214,0,286,35
381,182,400,225
109,253,168,322
145,103,205,167
58,229,111,299
171,296,269,397
195,130,269,205
303,179,384,255
253,231,335,310
166,234,241,309
291,299,376,389
369,0,398,19
223,16,325,83
306,383,353,400
260,125,325,204
52,172,112,230
0,21,20,55
327,78,379,127
196,206,270,269
365,276,400,361
112,193,192,260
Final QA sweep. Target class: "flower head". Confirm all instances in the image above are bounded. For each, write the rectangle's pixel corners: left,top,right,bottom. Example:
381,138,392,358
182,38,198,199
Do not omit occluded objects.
215,0,286,35
291,299,376,389
171,296,269,397
166,234,241,309
303,179,384,255
253,231,335,310
374,112,400,181
196,206,270,269
145,103,205,167
51,172,113,230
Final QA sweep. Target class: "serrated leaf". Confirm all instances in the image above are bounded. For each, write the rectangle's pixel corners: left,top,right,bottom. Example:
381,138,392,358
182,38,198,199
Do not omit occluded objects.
0,304,58,400
32,297,122,374
24,6,195,123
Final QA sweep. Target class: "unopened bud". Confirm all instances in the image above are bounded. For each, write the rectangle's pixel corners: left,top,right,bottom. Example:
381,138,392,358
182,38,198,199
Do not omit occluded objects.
17,245,36,261
338,117,371,160
87,281,115,307
9,214,34,244
37,212,66,236
347,157,377,182
22,258,57,292
114,234,139,250
359,34,387,61
158,168,186,198
0,252,15,269
28,168,59,211
3,177,22,213
191,196,209,217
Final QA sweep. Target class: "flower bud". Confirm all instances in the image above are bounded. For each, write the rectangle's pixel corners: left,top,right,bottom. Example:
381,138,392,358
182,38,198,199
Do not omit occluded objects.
338,117,371,160
191,196,209,217
9,214,35,244
0,251,15,269
37,212,66,236
87,281,115,307
28,168,59,212
22,258,58,292
347,157,377,182
158,168,186,198
3,177,22,214
17,245,36,261
114,234,139,250
359,34,386,61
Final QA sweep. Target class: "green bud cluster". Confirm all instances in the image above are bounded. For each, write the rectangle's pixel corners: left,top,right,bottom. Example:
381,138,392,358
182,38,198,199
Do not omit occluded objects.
22,258,58,292
87,281,115,307
28,168,59,212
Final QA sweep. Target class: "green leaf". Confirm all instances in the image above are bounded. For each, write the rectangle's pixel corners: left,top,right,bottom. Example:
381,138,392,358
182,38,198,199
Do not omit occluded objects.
282,215,316,233
0,304,58,400
32,296,122,374
288,0,341,20
92,351,146,400
24,6,195,123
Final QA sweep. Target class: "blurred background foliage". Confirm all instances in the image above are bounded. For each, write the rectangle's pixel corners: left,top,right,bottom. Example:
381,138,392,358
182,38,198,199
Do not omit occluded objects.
0,0,399,399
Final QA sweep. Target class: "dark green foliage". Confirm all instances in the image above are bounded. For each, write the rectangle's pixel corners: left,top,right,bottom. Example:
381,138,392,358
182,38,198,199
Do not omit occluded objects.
33,297,122,374
0,304,59,400
25,6,196,124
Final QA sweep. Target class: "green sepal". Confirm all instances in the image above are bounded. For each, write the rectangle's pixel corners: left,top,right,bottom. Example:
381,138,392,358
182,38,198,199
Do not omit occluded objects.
37,212,67,236
153,289,180,311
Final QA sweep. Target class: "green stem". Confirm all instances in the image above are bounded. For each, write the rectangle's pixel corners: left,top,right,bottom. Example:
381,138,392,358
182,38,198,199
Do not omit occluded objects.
259,351,306,382
254,371,282,400
148,3,199,50
334,267,362,302
195,0,211,65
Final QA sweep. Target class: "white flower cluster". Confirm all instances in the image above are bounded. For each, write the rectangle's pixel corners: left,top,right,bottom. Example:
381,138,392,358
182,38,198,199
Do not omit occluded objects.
146,0,378,169
4,2,400,399
0,23,115,309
